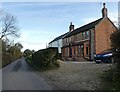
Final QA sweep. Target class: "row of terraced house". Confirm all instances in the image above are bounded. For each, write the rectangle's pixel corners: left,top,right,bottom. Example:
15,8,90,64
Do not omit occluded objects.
48,3,117,61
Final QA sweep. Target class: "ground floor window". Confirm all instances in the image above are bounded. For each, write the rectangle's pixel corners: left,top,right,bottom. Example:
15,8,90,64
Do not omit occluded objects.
77,45,84,57
81,45,84,56
78,45,80,55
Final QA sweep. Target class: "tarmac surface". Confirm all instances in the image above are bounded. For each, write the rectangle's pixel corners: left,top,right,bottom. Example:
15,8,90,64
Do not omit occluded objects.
2,58,52,90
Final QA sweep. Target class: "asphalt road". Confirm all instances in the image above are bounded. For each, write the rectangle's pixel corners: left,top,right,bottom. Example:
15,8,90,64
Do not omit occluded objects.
2,58,52,90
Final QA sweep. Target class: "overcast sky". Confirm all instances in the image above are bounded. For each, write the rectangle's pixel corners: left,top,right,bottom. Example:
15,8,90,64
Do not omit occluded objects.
2,1,118,51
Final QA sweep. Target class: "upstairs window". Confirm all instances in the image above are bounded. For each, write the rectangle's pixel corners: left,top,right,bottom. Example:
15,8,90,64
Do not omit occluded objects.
82,32,85,40
66,38,68,42
85,31,89,39
69,37,71,42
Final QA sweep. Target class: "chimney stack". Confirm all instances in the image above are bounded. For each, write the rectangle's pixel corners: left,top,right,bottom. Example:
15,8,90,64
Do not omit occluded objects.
69,22,74,32
102,3,108,18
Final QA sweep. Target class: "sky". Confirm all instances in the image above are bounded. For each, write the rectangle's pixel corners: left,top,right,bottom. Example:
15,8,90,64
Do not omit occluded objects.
1,1,118,51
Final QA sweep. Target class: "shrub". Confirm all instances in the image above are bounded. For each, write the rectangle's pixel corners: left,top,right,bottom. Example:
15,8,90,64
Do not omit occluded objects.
109,29,120,91
53,60,61,67
31,47,60,69
110,30,120,63
110,30,120,69
2,52,13,67
25,55,32,63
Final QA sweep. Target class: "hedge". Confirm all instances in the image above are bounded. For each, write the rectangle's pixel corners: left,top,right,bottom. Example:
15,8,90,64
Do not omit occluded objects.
2,52,13,67
2,52,22,68
31,47,60,68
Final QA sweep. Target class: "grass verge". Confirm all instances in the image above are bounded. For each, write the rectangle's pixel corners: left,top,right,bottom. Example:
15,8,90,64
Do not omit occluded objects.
100,64,120,91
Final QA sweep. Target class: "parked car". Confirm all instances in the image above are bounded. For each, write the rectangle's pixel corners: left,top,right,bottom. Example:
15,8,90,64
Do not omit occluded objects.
94,52,113,63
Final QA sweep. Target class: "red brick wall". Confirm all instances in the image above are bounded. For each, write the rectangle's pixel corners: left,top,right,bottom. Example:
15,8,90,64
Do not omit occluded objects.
95,18,117,54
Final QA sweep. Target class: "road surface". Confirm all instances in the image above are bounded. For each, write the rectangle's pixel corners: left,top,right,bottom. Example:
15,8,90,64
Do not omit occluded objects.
2,58,52,90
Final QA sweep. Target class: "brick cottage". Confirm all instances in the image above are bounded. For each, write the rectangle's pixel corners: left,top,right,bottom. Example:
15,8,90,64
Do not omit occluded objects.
61,3,117,61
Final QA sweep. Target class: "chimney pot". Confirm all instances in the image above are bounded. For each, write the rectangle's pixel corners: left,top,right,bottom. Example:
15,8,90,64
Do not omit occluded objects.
69,22,74,32
102,3,108,18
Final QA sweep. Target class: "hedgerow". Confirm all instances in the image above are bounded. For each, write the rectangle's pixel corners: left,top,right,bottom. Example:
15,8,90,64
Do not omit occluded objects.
26,47,60,70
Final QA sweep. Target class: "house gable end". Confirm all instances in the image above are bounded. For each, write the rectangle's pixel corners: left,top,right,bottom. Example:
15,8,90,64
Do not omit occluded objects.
94,17,117,54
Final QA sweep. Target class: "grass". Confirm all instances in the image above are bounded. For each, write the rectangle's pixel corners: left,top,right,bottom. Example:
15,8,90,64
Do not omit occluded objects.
100,64,120,91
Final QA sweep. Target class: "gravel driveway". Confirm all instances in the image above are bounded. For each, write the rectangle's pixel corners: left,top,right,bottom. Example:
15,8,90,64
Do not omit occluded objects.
39,61,114,90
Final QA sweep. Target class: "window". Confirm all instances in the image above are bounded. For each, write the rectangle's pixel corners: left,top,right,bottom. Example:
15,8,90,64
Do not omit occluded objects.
78,46,80,55
82,32,85,40
81,45,84,55
65,38,69,43
75,46,77,55
85,31,89,39
69,37,71,42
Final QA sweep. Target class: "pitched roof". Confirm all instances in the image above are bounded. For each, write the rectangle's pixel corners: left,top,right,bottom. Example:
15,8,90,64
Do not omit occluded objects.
49,32,68,44
64,18,103,38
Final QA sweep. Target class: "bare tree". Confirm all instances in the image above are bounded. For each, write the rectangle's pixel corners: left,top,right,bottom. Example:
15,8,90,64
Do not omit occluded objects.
0,13,20,40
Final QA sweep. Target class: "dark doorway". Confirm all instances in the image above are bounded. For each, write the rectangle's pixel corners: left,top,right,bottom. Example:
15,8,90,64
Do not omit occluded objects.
86,47,89,55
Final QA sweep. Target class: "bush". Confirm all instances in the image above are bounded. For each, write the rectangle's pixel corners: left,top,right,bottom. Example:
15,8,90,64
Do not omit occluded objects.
109,29,120,91
2,52,22,68
25,55,32,63
101,66,120,91
110,30,120,63
2,52,13,67
53,60,61,67
31,47,60,69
